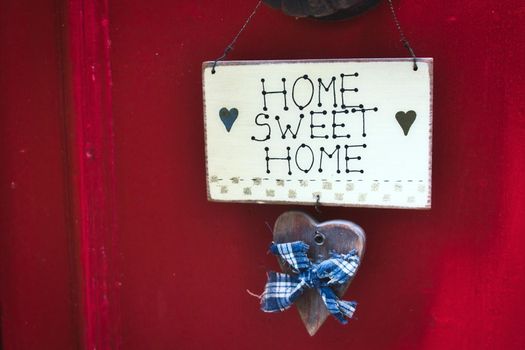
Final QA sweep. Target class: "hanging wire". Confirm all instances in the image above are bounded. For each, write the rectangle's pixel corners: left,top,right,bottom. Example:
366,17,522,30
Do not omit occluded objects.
211,0,417,72
211,0,263,74
386,0,418,71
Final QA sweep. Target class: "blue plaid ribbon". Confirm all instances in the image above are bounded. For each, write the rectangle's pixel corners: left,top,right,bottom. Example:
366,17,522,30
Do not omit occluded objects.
261,241,360,324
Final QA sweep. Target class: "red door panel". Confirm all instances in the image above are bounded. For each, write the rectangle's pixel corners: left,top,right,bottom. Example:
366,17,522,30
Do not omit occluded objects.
1,1,525,349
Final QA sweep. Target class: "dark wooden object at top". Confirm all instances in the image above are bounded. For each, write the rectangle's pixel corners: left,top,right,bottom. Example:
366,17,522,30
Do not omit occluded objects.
273,211,366,335
263,0,381,20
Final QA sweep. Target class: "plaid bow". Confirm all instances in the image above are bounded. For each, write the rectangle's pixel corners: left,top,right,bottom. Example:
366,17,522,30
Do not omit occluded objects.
261,241,360,324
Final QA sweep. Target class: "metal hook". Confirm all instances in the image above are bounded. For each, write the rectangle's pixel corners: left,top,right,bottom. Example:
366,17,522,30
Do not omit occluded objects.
315,194,322,214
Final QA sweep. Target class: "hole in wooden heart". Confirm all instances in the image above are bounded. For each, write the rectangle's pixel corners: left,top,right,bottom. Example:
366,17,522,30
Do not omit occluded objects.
313,231,325,245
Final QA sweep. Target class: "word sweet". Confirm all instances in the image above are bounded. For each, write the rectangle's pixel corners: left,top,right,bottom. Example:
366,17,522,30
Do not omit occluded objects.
250,73,378,175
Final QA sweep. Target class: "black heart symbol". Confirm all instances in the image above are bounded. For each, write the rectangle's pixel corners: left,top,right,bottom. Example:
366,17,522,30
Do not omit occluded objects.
219,107,238,132
273,211,365,336
395,110,417,136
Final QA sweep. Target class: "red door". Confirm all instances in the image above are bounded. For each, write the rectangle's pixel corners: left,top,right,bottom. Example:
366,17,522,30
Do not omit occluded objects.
1,1,525,349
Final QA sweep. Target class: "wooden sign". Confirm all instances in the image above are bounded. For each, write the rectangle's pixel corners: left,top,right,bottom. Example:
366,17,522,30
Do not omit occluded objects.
202,59,432,208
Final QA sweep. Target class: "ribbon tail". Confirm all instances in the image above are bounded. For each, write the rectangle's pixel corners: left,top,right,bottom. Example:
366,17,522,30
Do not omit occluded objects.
260,272,306,313
318,287,357,324
336,300,357,323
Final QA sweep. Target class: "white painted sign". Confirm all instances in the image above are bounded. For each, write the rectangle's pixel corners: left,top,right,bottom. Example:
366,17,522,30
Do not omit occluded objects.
203,59,432,208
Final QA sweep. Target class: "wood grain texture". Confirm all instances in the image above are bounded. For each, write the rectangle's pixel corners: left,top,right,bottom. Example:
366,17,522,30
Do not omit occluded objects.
65,0,121,348
273,211,365,335
0,1,80,348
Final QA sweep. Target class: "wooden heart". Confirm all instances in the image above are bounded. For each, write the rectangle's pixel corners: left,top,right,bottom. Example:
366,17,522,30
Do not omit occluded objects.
273,211,365,335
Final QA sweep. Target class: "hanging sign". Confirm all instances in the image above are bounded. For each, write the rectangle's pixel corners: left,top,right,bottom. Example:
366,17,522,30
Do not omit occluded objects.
203,58,432,208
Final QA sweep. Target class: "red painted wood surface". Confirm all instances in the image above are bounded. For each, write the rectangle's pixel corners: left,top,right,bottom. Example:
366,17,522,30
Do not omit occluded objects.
0,1,79,349
1,0,525,349
1,0,120,349
65,0,120,349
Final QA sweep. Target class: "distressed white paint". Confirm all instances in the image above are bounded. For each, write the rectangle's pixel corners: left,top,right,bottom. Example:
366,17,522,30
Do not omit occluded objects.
203,59,432,208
